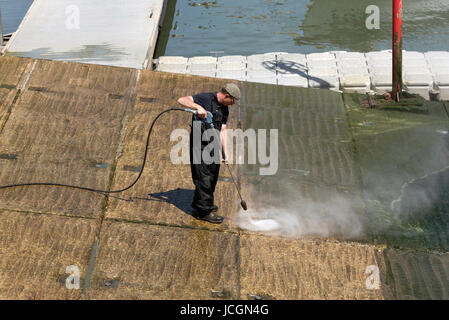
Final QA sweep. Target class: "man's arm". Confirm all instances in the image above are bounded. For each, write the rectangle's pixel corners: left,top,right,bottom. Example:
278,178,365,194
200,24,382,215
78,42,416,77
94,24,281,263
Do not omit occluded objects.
220,124,228,163
177,96,207,118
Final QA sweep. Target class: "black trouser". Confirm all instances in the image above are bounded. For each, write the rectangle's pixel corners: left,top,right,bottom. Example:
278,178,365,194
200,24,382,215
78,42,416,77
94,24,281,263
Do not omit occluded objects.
189,123,221,215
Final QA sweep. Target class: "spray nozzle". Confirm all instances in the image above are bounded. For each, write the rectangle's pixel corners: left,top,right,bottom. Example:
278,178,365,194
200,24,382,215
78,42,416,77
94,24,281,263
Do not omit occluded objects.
185,109,214,127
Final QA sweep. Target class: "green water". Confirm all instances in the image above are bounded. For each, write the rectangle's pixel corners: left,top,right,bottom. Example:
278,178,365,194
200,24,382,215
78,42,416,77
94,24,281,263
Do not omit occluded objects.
2,0,448,56
155,0,449,58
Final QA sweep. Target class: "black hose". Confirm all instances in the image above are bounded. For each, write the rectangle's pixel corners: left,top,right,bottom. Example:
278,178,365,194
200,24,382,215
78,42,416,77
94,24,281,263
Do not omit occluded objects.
0,107,188,195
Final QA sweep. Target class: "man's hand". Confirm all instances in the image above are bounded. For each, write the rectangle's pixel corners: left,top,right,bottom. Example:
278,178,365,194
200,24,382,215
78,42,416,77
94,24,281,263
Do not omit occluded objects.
221,155,229,164
196,106,207,119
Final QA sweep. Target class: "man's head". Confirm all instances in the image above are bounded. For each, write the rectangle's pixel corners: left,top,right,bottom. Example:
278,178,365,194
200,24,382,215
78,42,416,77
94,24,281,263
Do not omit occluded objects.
217,83,241,106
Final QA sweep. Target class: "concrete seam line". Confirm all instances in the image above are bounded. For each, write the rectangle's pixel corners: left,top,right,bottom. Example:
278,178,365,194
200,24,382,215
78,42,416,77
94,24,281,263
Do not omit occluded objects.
0,59,36,135
373,248,389,300
442,101,449,120
340,92,365,192
0,207,95,221
96,68,140,235
236,230,242,300
17,59,36,90
0,88,20,136
78,70,141,299
80,237,99,298
104,216,239,235
77,69,140,299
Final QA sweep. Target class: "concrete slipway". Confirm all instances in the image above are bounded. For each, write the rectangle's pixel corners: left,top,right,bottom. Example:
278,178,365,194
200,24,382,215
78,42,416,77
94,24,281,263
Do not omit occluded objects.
1,55,449,299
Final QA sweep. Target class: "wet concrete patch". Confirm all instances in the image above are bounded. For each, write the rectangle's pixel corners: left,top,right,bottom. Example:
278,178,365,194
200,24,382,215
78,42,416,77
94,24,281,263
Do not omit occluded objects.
106,159,239,231
108,93,124,100
247,293,274,300
239,83,361,241
241,82,357,188
211,289,232,299
28,86,48,92
0,84,16,90
242,81,346,116
238,179,366,239
123,165,142,172
102,278,120,289
139,97,156,104
218,176,232,182
344,93,449,251
90,161,110,169
0,153,17,160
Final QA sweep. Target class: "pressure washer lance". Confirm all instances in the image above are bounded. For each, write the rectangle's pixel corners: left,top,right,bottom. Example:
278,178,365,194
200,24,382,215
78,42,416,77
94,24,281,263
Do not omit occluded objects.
225,162,248,211
0,107,248,211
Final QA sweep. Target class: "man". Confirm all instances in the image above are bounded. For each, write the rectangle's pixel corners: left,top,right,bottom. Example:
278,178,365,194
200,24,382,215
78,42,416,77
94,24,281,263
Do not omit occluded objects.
177,83,241,224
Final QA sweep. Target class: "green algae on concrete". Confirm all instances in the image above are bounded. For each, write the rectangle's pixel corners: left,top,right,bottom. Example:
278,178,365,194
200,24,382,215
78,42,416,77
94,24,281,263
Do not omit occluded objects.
382,248,449,300
344,93,449,252
240,87,449,298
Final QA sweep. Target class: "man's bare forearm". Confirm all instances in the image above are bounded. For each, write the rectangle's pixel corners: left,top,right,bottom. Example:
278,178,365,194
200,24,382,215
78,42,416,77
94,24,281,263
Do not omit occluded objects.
220,126,228,161
177,96,207,118
178,96,200,110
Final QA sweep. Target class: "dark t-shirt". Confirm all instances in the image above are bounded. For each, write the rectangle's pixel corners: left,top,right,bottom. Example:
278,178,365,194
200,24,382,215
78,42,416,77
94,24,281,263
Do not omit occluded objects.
192,92,229,126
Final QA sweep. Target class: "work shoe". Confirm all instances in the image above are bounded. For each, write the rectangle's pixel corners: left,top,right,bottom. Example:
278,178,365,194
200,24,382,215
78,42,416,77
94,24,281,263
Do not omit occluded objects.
192,210,224,224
